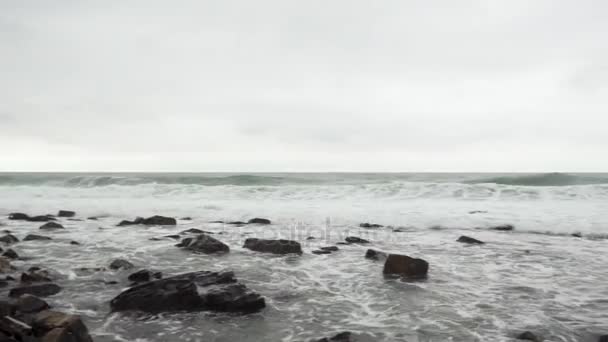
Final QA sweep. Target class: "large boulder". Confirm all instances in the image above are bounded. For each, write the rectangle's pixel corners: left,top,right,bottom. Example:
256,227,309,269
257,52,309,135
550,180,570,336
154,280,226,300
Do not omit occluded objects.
243,238,302,255
178,234,229,254
383,254,429,278
32,310,93,342
110,270,265,314
142,216,177,226
457,236,484,244
9,283,62,298
247,218,271,225
39,222,64,230
57,210,76,218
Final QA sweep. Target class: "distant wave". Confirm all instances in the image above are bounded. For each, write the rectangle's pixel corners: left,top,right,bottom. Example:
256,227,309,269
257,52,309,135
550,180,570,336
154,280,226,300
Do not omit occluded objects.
468,173,608,186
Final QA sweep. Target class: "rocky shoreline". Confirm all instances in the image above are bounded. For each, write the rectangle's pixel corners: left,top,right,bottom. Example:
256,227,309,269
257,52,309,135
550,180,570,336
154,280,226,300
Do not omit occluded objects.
1,211,605,342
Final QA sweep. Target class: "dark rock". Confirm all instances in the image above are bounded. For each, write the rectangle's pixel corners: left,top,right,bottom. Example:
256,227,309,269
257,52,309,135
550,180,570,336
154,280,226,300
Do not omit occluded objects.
57,210,76,218
24,234,52,241
227,221,247,225
163,234,181,240
243,238,302,255
0,300,14,316
312,250,332,255
27,215,56,222
9,283,62,298
180,228,206,234
516,331,540,341
128,270,162,283
248,218,271,225
0,234,19,244
8,213,29,220
178,234,229,254
209,220,224,223
39,222,64,230
306,236,316,240
571,232,583,238
457,236,485,244
87,217,98,220
109,259,134,270
490,224,514,231
0,315,32,341
70,241,80,245
180,217,192,220
32,310,93,342
598,335,608,342
104,280,118,285
21,270,51,283
110,270,265,314
383,254,429,278
320,246,339,252
345,236,369,244
142,216,177,226
117,217,144,226
468,210,488,214
2,249,18,260
175,238,193,248
315,332,354,342
359,223,383,228
365,249,387,261
16,294,50,313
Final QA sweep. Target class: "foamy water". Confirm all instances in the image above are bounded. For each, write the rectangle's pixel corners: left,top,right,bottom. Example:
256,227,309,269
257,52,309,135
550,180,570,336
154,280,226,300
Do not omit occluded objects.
0,173,607,341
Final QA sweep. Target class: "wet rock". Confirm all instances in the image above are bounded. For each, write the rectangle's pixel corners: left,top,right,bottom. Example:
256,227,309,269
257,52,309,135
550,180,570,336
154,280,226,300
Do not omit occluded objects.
32,310,93,342
306,236,316,240
359,223,383,228
598,335,608,342
0,315,32,341
180,217,192,221
345,236,369,244
128,270,162,283
9,283,62,298
0,257,12,273
571,232,583,238
142,215,177,226
28,215,56,222
0,234,19,244
117,217,144,226
87,216,98,220
312,250,332,255
109,259,134,270
164,234,181,240
70,241,80,245
180,228,205,234
227,221,247,225
248,218,271,225
21,269,52,283
315,332,355,342
457,236,485,244
15,294,50,313
110,270,265,314
243,238,302,255
320,246,339,252
24,234,52,241
383,254,429,278
365,249,387,261
2,249,18,260
179,234,229,254
516,331,540,341
57,210,76,218
209,220,224,223
39,222,64,230
8,213,29,220
490,224,514,231
0,300,14,316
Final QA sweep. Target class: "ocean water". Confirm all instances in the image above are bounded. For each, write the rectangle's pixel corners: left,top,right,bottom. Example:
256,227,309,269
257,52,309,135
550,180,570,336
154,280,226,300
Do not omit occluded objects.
0,172,607,341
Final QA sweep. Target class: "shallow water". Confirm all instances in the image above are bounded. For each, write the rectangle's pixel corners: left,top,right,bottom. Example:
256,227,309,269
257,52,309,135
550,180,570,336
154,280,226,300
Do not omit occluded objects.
0,173,607,341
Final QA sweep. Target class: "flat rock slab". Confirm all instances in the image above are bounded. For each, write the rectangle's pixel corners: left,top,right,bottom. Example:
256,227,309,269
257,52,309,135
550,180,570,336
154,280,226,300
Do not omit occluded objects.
243,238,302,255
110,270,265,314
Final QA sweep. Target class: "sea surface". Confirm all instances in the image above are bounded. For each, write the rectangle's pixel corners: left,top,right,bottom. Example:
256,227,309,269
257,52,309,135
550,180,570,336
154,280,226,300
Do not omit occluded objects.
0,172,607,341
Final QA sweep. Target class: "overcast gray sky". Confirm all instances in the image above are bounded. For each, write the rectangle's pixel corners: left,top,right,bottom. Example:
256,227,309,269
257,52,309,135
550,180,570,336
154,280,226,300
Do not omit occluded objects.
1,0,607,172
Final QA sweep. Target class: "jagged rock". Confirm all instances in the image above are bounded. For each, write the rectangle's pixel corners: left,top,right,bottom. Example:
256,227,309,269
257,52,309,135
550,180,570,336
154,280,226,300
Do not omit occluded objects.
21,270,51,283
142,216,177,226
24,234,52,241
359,223,383,228
57,210,76,218
110,270,265,314
8,213,29,220
15,294,50,313
109,259,134,270
9,283,62,298
32,310,93,342
248,218,271,225
39,222,64,230
365,249,387,261
178,234,229,254
0,234,19,244
345,236,369,244
457,236,485,244
490,224,514,231
243,238,302,255
383,254,429,278
516,331,540,341
2,249,18,260
128,270,162,283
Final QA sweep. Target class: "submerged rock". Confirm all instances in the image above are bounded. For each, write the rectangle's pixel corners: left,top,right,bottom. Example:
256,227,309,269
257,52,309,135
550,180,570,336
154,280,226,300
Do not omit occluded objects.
571,232,583,238
9,283,62,298
57,210,76,218
70,241,81,245
243,238,302,255
128,270,162,283
180,217,193,221
109,259,134,270
24,234,52,241
110,270,265,314
15,294,50,313
365,249,387,261
248,218,271,225
178,234,229,254
490,224,514,231
0,234,19,244
39,222,64,230
32,310,93,342
457,236,485,244
345,236,370,244
359,223,383,228
227,221,247,225
383,254,429,278
516,331,540,341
